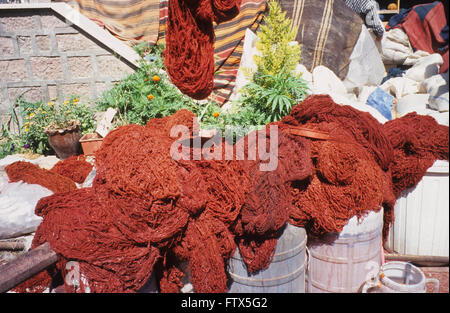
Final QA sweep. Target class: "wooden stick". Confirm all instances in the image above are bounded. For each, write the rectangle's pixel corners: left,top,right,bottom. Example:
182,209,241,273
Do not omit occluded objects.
0,241,25,251
0,242,58,293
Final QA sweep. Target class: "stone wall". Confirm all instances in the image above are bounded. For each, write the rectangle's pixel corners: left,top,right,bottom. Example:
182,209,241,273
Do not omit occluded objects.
0,7,136,120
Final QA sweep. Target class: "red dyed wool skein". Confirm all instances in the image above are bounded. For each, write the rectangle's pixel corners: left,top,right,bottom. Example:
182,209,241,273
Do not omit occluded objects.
164,0,241,99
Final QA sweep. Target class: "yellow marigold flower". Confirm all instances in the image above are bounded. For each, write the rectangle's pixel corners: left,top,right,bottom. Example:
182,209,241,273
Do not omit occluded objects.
29,113,35,118
147,94,154,100
47,101,53,106
213,112,220,118
25,127,29,132
152,75,160,82
64,100,69,105
73,98,79,103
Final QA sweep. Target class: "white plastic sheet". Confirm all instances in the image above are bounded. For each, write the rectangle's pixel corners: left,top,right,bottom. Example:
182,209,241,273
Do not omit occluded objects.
343,25,386,91
422,71,449,112
0,155,59,239
404,54,444,82
0,177,52,239
227,28,259,106
395,94,429,118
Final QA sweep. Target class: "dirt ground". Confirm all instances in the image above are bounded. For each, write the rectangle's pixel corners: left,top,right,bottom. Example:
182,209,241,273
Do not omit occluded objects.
421,267,449,293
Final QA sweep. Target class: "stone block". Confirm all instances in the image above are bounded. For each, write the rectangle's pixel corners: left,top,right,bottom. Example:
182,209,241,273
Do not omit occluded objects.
96,55,134,79
30,56,63,80
47,84,58,101
17,36,32,55
61,83,91,99
67,56,93,79
40,14,68,29
0,59,28,82
36,35,51,52
56,33,101,52
0,36,15,56
0,15,36,32
8,86,43,106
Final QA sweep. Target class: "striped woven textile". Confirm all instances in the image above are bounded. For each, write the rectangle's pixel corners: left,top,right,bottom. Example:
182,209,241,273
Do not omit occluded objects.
61,0,267,105
158,0,267,105
59,0,161,45
279,0,363,79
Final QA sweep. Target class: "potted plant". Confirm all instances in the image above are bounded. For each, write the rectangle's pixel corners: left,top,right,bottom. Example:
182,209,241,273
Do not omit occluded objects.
44,118,82,160
16,96,96,159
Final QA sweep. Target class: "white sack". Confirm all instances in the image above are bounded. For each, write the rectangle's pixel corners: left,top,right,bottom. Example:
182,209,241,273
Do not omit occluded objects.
380,76,422,99
395,94,429,117
0,179,52,239
426,110,449,126
343,25,385,91
312,66,348,96
227,28,259,105
404,53,444,82
422,72,449,112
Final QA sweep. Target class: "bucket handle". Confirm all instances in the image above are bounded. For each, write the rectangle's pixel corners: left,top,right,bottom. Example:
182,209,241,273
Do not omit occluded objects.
361,262,383,293
425,278,440,293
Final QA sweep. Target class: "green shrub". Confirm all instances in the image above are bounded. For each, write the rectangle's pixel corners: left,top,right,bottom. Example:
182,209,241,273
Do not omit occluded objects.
96,44,195,126
239,0,309,123
0,96,96,157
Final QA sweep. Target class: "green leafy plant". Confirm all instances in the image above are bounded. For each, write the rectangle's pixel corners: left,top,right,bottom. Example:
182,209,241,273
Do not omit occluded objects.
1,96,96,156
238,0,309,123
254,0,301,78
241,69,309,121
96,44,195,126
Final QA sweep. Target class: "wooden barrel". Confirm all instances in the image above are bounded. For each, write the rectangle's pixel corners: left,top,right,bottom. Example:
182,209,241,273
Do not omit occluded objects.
227,224,307,293
307,208,383,293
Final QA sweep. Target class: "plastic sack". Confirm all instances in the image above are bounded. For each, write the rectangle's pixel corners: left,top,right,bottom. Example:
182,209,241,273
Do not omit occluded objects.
311,66,387,124
81,167,97,188
0,177,53,239
312,65,348,96
394,94,429,118
227,28,259,105
0,155,59,171
404,54,444,82
377,28,431,66
426,111,449,126
294,64,313,91
343,25,385,91
380,76,421,99
366,87,394,120
422,71,449,112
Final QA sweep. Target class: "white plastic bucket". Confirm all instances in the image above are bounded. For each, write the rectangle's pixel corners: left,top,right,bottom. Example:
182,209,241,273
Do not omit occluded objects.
362,261,440,293
307,208,383,293
385,160,449,257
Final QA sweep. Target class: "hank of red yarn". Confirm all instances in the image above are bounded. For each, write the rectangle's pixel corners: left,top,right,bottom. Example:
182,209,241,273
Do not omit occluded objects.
5,161,77,193
50,155,93,184
164,0,241,99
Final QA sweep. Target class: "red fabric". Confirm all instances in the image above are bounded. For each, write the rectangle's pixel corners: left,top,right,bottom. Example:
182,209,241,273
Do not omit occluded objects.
401,1,449,73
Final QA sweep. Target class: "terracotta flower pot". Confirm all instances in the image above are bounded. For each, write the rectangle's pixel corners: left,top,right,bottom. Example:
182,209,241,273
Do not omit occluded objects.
44,120,82,159
79,132,103,156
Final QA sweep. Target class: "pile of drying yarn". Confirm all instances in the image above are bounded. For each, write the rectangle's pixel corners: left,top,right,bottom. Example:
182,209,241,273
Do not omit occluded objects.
10,95,448,293
164,0,241,99
50,155,93,184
